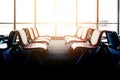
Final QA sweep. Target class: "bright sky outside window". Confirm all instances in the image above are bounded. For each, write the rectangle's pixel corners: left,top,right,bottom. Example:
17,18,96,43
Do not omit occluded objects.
99,0,117,32
0,0,119,35
78,0,96,23
0,0,14,22
36,0,55,23
56,0,76,23
99,0,117,23
16,0,34,22
0,24,13,35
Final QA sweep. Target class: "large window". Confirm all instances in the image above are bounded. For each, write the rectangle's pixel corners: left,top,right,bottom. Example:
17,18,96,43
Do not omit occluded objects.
56,0,76,36
56,0,76,23
78,0,97,23
0,0,14,22
36,0,55,23
99,0,118,32
0,0,14,35
0,0,119,36
36,0,76,36
16,0,34,23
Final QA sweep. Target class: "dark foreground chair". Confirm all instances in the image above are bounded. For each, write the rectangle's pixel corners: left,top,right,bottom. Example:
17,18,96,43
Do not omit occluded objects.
91,31,120,67
106,31,120,67
69,29,104,65
1,31,25,64
16,30,48,64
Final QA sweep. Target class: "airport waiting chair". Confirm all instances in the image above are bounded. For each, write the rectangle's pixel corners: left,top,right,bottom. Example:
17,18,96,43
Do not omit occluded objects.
106,31,120,52
16,30,48,64
105,31,120,65
70,29,104,53
93,31,120,66
23,28,49,45
16,30,48,53
72,30,105,65
69,29,105,65
64,27,82,41
31,27,51,41
1,31,25,64
66,27,94,44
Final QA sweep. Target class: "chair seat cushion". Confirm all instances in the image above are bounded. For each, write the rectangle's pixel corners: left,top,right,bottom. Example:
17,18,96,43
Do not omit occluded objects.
71,42,96,50
23,43,47,50
35,38,50,44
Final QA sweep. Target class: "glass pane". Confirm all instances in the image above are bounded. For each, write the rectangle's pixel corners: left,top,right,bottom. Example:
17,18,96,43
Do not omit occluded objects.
78,0,97,23
16,24,34,30
99,24,118,32
16,0,34,22
99,0,117,23
57,0,76,23
0,24,13,35
56,24,76,36
36,24,55,36
0,0,14,22
36,0,55,23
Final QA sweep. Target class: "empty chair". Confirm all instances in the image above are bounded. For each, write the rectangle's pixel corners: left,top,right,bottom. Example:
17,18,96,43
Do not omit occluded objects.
1,31,25,64
64,27,82,41
23,28,49,45
106,31,120,51
15,30,48,64
70,29,104,54
69,29,104,65
105,31,120,55
66,27,94,44
16,30,48,54
65,27,83,44
94,31,120,66
31,27,51,41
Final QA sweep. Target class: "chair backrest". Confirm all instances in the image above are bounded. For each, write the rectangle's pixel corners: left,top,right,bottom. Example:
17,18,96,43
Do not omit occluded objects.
23,28,32,43
81,27,89,40
76,27,83,38
90,29,104,46
16,30,29,46
7,31,17,48
31,27,39,38
86,28,94,41
106,31,120,49
27,28,36,40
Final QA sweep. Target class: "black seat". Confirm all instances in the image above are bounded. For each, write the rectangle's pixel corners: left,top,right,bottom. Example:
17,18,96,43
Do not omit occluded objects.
106,31,120,67
70,29,104,65
15,30,47,64
1,31,24,64
94,31,120,67
106,31,120,51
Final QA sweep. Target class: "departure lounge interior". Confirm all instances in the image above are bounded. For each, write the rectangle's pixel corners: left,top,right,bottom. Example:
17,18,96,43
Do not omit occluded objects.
0,0,120,70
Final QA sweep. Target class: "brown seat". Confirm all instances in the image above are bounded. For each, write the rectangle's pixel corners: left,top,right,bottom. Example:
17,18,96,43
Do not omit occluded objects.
66,27,94,44
16,30,48,53
31,27,51,41
64,27,82,41
105,31,120,54
70,29,104,53
23,28,50,45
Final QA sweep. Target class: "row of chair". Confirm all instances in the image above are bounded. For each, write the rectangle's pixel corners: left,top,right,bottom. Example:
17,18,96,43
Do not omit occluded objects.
23,27,50,45
65,27,94,44
66,26,120,66
1,27,51,64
